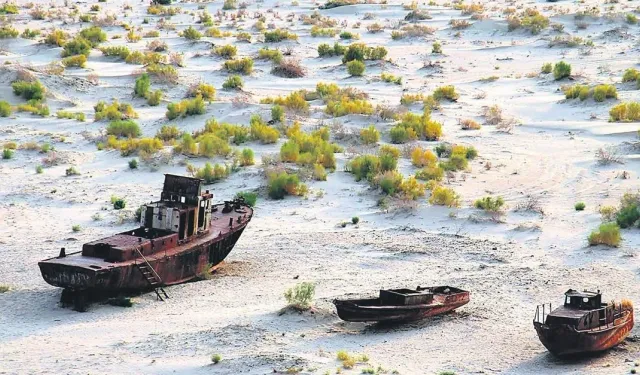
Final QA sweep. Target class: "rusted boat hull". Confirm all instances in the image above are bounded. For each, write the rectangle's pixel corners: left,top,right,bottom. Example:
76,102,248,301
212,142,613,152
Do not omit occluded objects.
38,227,246,292
334,289,469,323
533,310,634,356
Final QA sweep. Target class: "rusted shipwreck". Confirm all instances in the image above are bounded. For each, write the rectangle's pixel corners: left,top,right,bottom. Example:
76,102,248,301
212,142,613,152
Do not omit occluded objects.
334,286,470,323
533,289,634,356
38,174,253,311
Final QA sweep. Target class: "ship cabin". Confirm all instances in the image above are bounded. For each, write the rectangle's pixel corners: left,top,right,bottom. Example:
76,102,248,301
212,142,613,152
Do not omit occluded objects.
545,289,615,330
140,174,213,241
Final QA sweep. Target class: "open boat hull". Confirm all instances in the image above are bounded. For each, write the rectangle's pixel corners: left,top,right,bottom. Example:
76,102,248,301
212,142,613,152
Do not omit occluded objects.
533,310,634,356
334,287,469,323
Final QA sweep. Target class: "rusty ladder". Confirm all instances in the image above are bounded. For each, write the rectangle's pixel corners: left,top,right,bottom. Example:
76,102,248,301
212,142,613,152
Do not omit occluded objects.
134,247,169,301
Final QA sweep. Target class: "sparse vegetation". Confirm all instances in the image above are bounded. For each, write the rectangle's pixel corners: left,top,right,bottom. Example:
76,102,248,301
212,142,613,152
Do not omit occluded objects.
588,222,621,247
553,61,571,80
284,282,315,310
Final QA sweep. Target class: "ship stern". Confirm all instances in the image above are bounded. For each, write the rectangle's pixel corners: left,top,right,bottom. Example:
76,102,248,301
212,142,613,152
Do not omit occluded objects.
38,261,97,290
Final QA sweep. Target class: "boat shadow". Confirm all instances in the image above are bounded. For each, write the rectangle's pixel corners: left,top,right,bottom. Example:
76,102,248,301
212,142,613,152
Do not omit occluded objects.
331,310,471,335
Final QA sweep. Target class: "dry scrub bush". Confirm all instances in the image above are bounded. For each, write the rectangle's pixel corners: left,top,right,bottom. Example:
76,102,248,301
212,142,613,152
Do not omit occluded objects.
595,147,623,165
460,118,481,130
271,59,305,78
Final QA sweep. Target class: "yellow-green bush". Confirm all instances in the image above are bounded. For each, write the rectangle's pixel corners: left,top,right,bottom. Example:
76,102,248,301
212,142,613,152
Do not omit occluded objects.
94,100,138,121
214,44,237,59
257,48,283,64
62,54,87,68
411,146,437,167
592,84,617,102
325,97,374,117
390,111,442,143
609,102,640,122
238,148,254,166
429,185,460,207
166,96,206,119
201,118,249,145
100,45,131,59
279,126,337,169
264,29,298,42
261,91,309,114
250,115,279,143
267,171,306,199
156,125,181,141
622,68,640,83
223,57,254,75
564,84,590,101
432,85,459,102
188,83,216,101
107,119,141,138
415,164,444,181
360,125,380,144
194,162,232,184
44,29,68,46
196,133,232,157
587,222,621,247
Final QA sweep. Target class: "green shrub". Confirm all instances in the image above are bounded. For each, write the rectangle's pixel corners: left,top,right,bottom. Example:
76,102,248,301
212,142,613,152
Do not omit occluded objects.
342,43,387,63
553,61,571,80
194,162,231,183
588,222,621,247
271,104,284,123
257,48,283,63
12,80,46,101
0,3,18,14
268,171,306,199
156,125,181,141
181,26,202,40
239,148,254,166
622,68,640,83
0,26,18,39
107,120,141,138
222,75,243,90
474,196,505,212
376,170,403,195
433,85,459,102
214,44,237,59
211,354,222,364
575,202,585,211
62,54,87,68
188,83,216,101
44,29,67,46
609,102,640,122
2,148,13,159
416,165,444,181
36,165,43,173
261,91,309,114
222,0,237,9
616,203,639,228
56,111,85,121
128,158,138,169
250,116,279,143
146,63,179,84
65,166,79,176
325,97,373,117
147,90,162,106
352,216,359,224
264,29,298,42
100,45,131,59
347,154,382,181
0,101,11,117
541,63,552,74
235,191,257,207
432,41,442,54
347,60,365,76
166,96,206,119
627,13,638,25
196,133,231,157
134,73,150,98
380,72,402,85
16,100,49,117
79,26,107,47
94,100,138,121
429,185,460,207
389,112,442,143
21,29,40,39
62,37,92,57
311,26,338,37
112,196,126,209
360,125,380,144
592,84,617,102
564,84,590,101
284,282,315,310
223,57,254,75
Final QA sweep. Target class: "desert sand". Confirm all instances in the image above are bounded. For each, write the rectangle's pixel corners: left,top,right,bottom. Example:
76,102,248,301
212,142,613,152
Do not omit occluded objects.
1,0,640,374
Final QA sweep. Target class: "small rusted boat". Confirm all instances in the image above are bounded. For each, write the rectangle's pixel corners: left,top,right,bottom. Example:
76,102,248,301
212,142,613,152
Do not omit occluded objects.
333,286,470,323
38,174,253,311
533,289,634,356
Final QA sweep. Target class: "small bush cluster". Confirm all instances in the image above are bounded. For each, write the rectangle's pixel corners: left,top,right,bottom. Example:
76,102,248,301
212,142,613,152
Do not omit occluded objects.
267,171,307,199
146,64,179,84
235,191,257,207
56,111,86,121
181,26,202,40
257,48,283,63
380,72,402,85
429,185,460,207
360,125,380,144
261,91,309,114
553,61,571,80
17,100,49,117
317,42,346,57
223,75,243,90
342,43,387,63
223,57,254,75
107,120,141,138
271,59,306,78
12,80,46,101
248,115,279,143
264,29,298,42
166,96,206,120
62,55,87,68
0,26,19,39
187,83,216,101
474,196,505,212
279,124,338,170
609,102,640,122
193,162,232,184
284,282,315,310
588,222,621,247
100,45,131,60
389,111,442,143
0,101,12,117
94,100,138,121
564,84,617,102
507,8,549,34
214,44,237,59
391,24,435,39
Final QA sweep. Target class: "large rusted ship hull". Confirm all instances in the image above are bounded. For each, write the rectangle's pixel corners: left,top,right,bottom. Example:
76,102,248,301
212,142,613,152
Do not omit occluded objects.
533,310,634,356
38,202,252,293
334,288,469,323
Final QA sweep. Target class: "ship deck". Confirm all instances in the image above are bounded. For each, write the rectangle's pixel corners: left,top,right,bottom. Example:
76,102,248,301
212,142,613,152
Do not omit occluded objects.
40,205,252,270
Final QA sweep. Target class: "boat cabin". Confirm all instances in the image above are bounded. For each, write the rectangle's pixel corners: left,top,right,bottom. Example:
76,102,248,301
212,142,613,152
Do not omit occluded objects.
380,289,434,306
545,289,615,330
140,174,213,241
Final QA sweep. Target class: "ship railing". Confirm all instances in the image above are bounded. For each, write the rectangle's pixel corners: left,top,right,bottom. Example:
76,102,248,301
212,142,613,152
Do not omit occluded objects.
533,303,552,324
578,304,624,332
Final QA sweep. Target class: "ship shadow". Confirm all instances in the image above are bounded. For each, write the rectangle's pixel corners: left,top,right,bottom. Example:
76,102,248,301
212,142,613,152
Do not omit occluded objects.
330,310,469,336
505,349,624,373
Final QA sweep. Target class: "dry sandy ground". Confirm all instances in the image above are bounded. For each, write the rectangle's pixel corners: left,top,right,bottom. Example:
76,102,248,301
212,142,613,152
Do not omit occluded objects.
1,0,640,374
